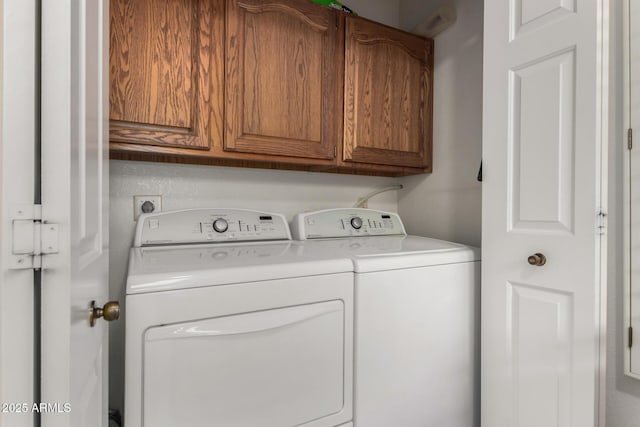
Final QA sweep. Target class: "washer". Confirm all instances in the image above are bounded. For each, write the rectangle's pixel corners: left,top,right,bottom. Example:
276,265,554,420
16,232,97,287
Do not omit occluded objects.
125,208,354,427
291,208,480,427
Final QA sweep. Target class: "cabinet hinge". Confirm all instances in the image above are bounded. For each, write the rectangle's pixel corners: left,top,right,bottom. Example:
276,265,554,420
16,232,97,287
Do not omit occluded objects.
597,210,607,235
10,204,59,270
630,326,634,348
629,128,633,150
334,145,337,159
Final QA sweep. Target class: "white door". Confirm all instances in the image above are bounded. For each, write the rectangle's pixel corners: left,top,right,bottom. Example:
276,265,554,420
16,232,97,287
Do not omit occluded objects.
39,1,110,426
0,1,38,426
482,1,607,427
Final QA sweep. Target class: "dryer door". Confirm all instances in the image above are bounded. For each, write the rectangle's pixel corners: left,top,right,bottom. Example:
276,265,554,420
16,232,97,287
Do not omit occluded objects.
142,299,346,427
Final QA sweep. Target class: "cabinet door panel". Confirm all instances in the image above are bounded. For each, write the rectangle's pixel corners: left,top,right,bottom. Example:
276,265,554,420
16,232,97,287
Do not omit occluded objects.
110,0,220,150
226,0,342,160
344,17,433,169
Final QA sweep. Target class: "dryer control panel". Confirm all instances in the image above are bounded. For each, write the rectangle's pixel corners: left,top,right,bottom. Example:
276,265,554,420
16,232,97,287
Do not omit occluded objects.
134,208,291,247
291,208,406,240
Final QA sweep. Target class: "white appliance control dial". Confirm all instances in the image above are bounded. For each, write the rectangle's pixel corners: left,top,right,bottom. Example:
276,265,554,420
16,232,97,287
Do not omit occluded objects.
291,208,406,240
350,217,363,229
212,218,228,233
134,208,292,247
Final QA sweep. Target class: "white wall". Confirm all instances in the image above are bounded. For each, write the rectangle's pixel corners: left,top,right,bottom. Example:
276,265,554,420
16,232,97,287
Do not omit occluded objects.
344,0,399,27
397,0,483,247
607,1,640,425
108,160,399,412
396,3,483,425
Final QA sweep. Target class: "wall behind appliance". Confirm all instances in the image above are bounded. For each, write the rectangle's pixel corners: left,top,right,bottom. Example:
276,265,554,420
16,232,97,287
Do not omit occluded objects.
397,0,483,247
343,0,399,26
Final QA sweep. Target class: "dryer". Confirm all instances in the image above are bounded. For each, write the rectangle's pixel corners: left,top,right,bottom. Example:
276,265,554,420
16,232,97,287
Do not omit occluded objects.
125,208,354,427
291,208,480,427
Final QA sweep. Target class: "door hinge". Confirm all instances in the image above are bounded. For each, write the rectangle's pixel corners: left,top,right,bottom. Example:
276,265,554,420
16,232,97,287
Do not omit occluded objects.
629,128,633,150
10,204,59,270
630,326,634,348
597,210,607,235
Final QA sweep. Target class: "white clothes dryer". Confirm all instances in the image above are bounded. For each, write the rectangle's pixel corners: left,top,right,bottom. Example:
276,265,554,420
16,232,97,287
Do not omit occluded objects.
125,208,354,427
291,208,481,427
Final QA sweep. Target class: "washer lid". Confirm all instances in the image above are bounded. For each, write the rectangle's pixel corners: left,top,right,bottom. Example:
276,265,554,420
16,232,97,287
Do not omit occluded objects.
126,241,353,294
298,235,480,272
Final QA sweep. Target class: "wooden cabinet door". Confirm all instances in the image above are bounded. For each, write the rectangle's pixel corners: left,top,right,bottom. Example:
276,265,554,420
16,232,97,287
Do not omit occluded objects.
344,17,433,169
225,0,343,160
110,0,221,151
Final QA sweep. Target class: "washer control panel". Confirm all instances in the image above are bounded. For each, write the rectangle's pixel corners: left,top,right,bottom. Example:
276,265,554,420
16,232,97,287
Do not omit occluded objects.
134,208,291,247
291,208,406,240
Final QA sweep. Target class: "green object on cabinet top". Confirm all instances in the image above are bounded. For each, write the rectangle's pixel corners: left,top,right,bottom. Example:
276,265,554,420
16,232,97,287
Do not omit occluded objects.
308,0,356,15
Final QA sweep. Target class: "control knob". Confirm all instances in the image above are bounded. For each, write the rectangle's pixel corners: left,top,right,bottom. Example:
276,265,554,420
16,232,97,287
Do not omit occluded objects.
350,217,363,230
213,218,229,233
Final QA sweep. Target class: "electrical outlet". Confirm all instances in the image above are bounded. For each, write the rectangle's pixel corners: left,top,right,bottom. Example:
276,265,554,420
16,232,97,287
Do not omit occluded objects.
133,195,162,220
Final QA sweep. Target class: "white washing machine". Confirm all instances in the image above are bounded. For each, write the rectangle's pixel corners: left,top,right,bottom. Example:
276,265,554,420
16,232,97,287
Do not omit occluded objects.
125,208,354,427
291,208,481,427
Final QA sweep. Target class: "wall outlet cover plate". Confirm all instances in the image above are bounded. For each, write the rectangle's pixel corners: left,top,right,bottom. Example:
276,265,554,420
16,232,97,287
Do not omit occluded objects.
133,195,162,220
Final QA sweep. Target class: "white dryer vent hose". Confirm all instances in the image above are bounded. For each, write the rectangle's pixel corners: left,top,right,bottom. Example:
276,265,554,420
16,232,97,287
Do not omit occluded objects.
411,3,457,38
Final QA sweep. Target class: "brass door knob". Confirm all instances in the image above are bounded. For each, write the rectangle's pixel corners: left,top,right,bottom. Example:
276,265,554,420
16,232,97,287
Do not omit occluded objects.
527,253,546,266
90,300,120,327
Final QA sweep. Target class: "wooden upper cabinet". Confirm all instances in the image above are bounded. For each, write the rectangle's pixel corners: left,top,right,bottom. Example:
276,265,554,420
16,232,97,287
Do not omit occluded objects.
109,0,222,152
343,16,433,170
108,0,433,176
225,0,343,160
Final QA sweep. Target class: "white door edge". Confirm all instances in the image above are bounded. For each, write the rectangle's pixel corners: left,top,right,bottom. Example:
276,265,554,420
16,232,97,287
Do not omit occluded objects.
595,1,610,425
0,1,37,426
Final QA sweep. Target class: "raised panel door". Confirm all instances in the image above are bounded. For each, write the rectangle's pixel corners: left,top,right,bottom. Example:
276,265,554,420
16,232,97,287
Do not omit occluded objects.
109,0,222,151
482,0,606,426
225,0,342,160
343,17,433,170
41,0,111,425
